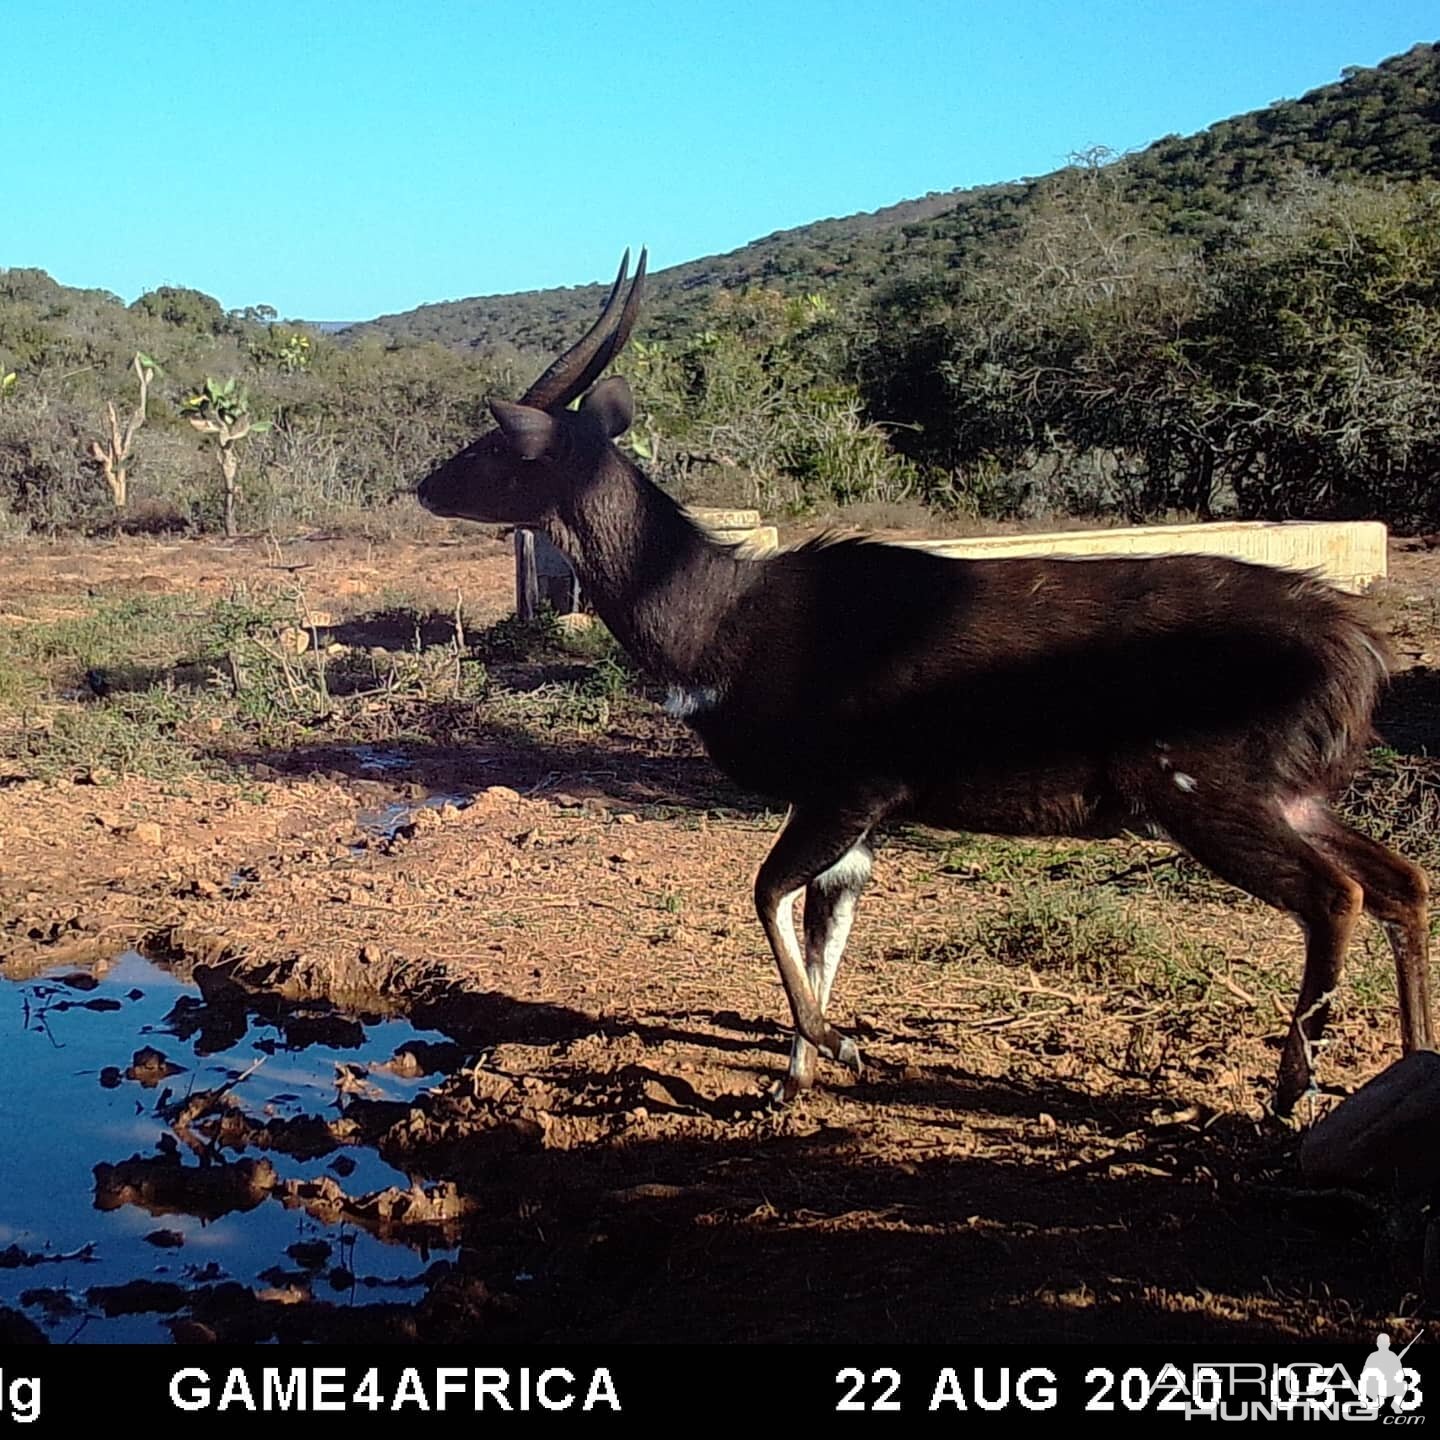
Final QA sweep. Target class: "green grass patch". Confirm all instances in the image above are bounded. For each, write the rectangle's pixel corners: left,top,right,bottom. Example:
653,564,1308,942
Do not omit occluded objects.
911,881,1218,1004
0,588,643,780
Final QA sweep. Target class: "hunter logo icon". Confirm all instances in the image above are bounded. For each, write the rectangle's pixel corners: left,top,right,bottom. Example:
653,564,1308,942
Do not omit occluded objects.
1360,1329,1423,1411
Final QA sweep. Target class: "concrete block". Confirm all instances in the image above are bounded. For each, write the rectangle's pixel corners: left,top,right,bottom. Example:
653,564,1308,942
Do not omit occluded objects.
686,507,763,532
1300,1049,1440,1194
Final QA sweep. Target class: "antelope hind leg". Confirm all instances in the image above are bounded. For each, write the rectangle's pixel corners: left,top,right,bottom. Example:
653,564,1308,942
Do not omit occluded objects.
785,838,873,1097
755,809,875,1104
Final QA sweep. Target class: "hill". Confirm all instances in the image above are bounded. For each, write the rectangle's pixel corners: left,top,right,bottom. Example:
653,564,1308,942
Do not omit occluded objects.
343,41,1440,356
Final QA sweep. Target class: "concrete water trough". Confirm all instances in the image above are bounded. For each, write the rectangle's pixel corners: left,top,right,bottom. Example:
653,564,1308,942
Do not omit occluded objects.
897,519,1388,594
516,516,1388,617
685,506,780,554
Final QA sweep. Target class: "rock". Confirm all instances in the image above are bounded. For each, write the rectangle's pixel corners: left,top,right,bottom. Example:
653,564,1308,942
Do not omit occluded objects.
615,812,640,824
127,1046,185,1085
552,793,582,809
483,785,521,803
169,1319,217,1345
144,1229,185,1249
287,1240,332,1270
1300,1050,1440,1194
128,821,163,847
94,1156,277,1220
0,1306,46,1345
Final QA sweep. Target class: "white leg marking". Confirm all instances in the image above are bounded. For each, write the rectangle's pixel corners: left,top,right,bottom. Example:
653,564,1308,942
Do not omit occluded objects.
814,892,857,1010
1173,772,1197,793
775,886,805,973
786,844,870,1084
814,841,873,896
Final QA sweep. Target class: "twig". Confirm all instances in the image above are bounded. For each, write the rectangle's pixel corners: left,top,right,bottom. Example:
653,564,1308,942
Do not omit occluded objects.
1217,971,1258,1006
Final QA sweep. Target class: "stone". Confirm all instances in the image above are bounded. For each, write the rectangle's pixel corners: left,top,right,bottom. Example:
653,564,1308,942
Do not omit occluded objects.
1300,1050,1440,1194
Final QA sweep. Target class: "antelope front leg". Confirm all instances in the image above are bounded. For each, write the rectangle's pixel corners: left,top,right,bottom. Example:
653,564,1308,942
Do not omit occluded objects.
787,837,873,1096
754,808,874,1103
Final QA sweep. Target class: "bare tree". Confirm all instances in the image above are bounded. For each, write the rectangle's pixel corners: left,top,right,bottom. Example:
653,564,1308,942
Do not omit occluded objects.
87,352,158,510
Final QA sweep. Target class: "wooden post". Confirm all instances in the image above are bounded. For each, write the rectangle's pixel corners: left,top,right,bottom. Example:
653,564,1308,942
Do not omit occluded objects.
515,509,774,619
514,528,581,620
515,529,540,621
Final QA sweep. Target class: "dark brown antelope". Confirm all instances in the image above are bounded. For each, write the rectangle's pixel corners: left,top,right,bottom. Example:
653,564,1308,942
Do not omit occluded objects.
418,249,1433,1115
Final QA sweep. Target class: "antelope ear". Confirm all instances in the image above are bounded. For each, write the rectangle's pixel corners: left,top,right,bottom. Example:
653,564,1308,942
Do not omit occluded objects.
491,399,557,461
580,376,634,438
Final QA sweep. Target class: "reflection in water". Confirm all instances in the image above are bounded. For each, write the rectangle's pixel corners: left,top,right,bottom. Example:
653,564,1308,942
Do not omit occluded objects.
0,953,463,1343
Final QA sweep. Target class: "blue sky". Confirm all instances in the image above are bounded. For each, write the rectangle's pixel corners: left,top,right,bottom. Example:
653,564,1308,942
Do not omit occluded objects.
4,2,1435,320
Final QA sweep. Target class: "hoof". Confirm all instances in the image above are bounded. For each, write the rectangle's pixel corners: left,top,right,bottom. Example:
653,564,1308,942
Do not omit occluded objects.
767,1075,804,1107
831,1035,863,1075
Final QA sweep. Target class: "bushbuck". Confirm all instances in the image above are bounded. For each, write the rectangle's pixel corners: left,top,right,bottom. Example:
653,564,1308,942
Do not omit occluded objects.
418,249,1432,1114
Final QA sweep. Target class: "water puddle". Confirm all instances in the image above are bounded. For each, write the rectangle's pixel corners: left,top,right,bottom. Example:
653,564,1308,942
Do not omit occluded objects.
347,745,413,774
0,953,464,1343
356,792,471,841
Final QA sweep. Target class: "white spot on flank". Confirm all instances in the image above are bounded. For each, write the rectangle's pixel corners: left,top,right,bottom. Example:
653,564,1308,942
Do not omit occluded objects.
1173,772,1198,793
664,685,720,720
1279,795,1323,832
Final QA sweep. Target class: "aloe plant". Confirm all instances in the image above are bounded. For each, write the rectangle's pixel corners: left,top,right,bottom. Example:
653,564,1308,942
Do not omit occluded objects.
181,377,271,538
